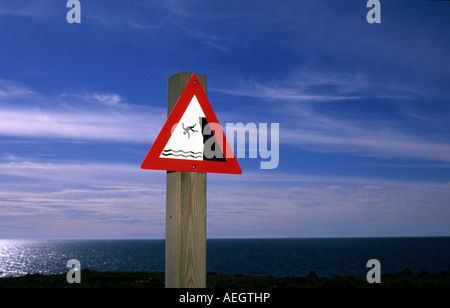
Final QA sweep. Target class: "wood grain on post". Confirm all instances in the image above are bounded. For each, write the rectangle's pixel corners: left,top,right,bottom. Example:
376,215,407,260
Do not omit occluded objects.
165,72,207,288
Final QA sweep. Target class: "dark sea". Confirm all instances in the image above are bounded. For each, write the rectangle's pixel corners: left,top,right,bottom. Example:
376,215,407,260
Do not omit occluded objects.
1,237,450,278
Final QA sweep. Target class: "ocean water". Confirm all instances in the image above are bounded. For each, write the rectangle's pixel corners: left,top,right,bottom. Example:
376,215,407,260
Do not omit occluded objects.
1,237,449,278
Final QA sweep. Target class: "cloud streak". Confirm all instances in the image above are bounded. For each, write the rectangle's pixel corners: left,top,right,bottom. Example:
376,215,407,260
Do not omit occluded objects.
0,0,58,18
212,68,426,103
0,158,167,238
207,171,450,238
0,80,165,143
214,71,450,163
1,156,450,238
280,110,450,163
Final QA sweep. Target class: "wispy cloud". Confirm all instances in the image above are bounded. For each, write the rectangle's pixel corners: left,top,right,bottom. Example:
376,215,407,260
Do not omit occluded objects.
213,71,450,163
278,103,450,162
0,158,166,238
184,28,231,52
209,172,450,238
0,79,37,98
212,69,425,103
163,0,193,18
1,156,449,238
0,0,58,18
0,105,162,143
213,80,359,102
0,80,165,143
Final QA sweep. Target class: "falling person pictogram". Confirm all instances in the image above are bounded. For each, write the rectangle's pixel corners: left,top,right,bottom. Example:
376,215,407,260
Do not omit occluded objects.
182,123,198,139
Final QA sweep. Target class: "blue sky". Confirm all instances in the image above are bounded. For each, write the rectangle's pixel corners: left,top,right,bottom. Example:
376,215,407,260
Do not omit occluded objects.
0,0,449,239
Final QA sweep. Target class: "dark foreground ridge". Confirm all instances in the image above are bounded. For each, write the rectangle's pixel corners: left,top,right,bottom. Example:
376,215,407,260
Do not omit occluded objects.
1,269,449,288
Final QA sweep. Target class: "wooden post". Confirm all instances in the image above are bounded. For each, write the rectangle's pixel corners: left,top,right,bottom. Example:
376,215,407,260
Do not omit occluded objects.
165,72,207,288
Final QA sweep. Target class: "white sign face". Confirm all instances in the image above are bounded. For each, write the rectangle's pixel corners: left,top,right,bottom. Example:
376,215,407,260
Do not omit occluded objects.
160,95,205,161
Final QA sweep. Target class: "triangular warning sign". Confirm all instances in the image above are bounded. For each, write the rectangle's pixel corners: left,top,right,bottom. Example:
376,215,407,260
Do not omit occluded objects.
141,75,242,174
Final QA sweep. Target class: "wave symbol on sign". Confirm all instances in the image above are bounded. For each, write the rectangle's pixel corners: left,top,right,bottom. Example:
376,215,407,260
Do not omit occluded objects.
161,149,203,159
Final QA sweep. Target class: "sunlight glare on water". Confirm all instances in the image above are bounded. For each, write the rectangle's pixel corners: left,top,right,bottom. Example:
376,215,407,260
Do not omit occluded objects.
0,240,28,277
0,239,166,278
0,240,67,278
0,238,449,279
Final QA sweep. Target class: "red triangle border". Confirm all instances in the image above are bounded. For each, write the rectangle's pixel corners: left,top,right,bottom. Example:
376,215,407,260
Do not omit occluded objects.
141,74,242,175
